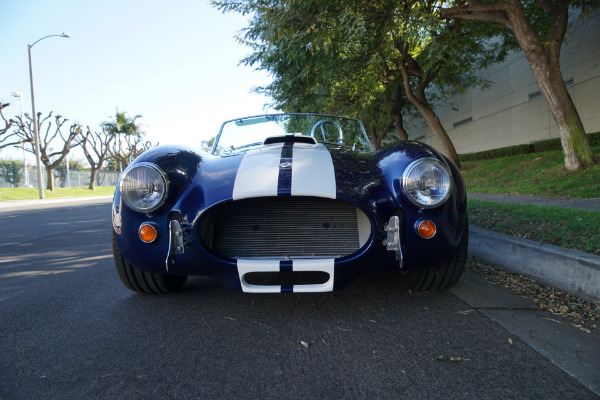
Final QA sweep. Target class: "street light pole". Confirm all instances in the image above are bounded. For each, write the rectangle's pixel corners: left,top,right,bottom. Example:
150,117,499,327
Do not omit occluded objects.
27,33,70,199
10,92,27,186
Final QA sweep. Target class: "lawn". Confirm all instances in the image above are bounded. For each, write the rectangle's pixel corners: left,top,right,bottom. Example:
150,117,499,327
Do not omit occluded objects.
461,146,600,198
461,147,600,254
0,186,115,201
468,199,600,256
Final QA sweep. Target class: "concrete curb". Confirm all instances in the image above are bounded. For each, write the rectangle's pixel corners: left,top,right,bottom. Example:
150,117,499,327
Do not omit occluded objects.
469,225,600,304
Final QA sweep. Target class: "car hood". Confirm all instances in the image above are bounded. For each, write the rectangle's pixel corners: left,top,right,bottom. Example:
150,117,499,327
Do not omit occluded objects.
170,141,383,214
135,139,447,219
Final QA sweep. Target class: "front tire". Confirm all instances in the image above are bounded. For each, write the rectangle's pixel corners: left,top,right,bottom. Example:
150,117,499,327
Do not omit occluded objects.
408,224,468,291
112,232,187,294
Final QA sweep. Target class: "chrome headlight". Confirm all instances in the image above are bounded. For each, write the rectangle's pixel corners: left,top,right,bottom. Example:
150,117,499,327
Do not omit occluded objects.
402,158,451,208
120,163,168,212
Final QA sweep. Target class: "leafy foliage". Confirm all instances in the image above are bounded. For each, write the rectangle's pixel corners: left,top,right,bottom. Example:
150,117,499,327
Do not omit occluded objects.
0,158,25,186
55,158,86,178
213,0,506,160
102,110,152,170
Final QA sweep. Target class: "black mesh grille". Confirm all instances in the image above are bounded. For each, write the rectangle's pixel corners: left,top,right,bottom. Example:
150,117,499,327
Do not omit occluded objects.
210,197,363,258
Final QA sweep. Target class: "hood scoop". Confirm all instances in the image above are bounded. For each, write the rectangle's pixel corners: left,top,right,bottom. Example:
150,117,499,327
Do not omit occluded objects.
263,135,317,145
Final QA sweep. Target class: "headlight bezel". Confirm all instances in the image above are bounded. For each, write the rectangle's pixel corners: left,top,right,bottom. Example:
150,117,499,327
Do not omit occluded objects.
120,162,169,213
402,158,452,209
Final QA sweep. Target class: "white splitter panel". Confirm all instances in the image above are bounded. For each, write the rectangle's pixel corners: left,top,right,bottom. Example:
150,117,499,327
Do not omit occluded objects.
293,259,335,293
237,259,281,293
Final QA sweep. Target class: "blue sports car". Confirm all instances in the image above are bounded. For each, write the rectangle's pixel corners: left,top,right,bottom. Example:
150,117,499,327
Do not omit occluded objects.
112,113,468,294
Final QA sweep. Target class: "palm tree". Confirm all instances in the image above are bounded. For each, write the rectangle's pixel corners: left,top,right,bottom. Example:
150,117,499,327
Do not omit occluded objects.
102,110,143,172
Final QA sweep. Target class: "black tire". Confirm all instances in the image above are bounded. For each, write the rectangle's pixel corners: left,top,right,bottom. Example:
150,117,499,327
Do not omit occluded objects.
112,232,187,294
410,224,469,291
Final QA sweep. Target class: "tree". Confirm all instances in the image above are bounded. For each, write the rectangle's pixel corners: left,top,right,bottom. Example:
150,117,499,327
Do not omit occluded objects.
360,1,504,166
108,133,156,171
14,112,81,190
80,126,115,190
102,110,144,172
0,103,30,151
0,159,24,187
441,0,597,170
220,0,405,149
214,0,505,165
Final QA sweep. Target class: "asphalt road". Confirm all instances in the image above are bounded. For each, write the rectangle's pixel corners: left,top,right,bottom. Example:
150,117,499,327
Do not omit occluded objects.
0,199,597,399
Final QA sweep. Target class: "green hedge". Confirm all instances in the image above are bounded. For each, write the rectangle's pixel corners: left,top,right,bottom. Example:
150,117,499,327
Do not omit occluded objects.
459,143,534,162
459,131,600,162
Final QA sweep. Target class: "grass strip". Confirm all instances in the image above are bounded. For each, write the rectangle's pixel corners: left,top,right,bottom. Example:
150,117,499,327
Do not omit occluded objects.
468,199,600,256
0,186,115,201
461,146,600,198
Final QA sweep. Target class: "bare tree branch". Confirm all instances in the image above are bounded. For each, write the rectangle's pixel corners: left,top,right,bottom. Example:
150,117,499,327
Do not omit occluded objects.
13,112,81,190
0,103,30,151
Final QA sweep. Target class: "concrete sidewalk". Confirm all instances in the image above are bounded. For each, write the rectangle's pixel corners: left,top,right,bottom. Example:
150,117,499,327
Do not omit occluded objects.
451,270,600,396
465,193,600,393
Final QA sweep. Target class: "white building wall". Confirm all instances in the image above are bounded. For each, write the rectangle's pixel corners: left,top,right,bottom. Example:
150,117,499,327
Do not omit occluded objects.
407,11,600,154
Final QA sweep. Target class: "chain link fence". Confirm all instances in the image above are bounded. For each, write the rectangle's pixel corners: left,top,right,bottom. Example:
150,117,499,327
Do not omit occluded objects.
0,168,119,188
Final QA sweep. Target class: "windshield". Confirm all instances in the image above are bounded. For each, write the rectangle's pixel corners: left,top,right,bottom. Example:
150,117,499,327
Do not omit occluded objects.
213,114,373,155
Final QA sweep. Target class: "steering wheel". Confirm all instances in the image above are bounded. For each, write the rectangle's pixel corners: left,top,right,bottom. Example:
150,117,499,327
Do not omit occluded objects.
310,120,344,144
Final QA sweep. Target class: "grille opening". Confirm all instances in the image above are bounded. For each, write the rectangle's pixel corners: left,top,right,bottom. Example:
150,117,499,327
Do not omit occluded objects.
200,197,370,259
244,271,330,286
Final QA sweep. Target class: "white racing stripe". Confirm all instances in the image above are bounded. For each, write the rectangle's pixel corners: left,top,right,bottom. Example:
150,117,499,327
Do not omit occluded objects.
291,143,336,199
232,144,283,200
232,142,337,200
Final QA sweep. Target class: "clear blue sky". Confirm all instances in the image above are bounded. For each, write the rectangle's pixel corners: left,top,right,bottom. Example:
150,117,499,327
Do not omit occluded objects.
0,0,272,163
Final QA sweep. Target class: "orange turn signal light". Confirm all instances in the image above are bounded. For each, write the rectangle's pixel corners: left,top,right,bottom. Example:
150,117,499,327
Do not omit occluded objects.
139,223,158,243
416,220,436,239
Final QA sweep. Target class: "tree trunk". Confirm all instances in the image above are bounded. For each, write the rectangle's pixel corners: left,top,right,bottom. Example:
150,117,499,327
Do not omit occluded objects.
440,0,594,171
520,43,593,170
368,126,383,150
46,167,54,191
416,99,461,168
392,112,408,141
395,44,461,168
400,76,461,167
89,168,98,190
368,121,394,150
